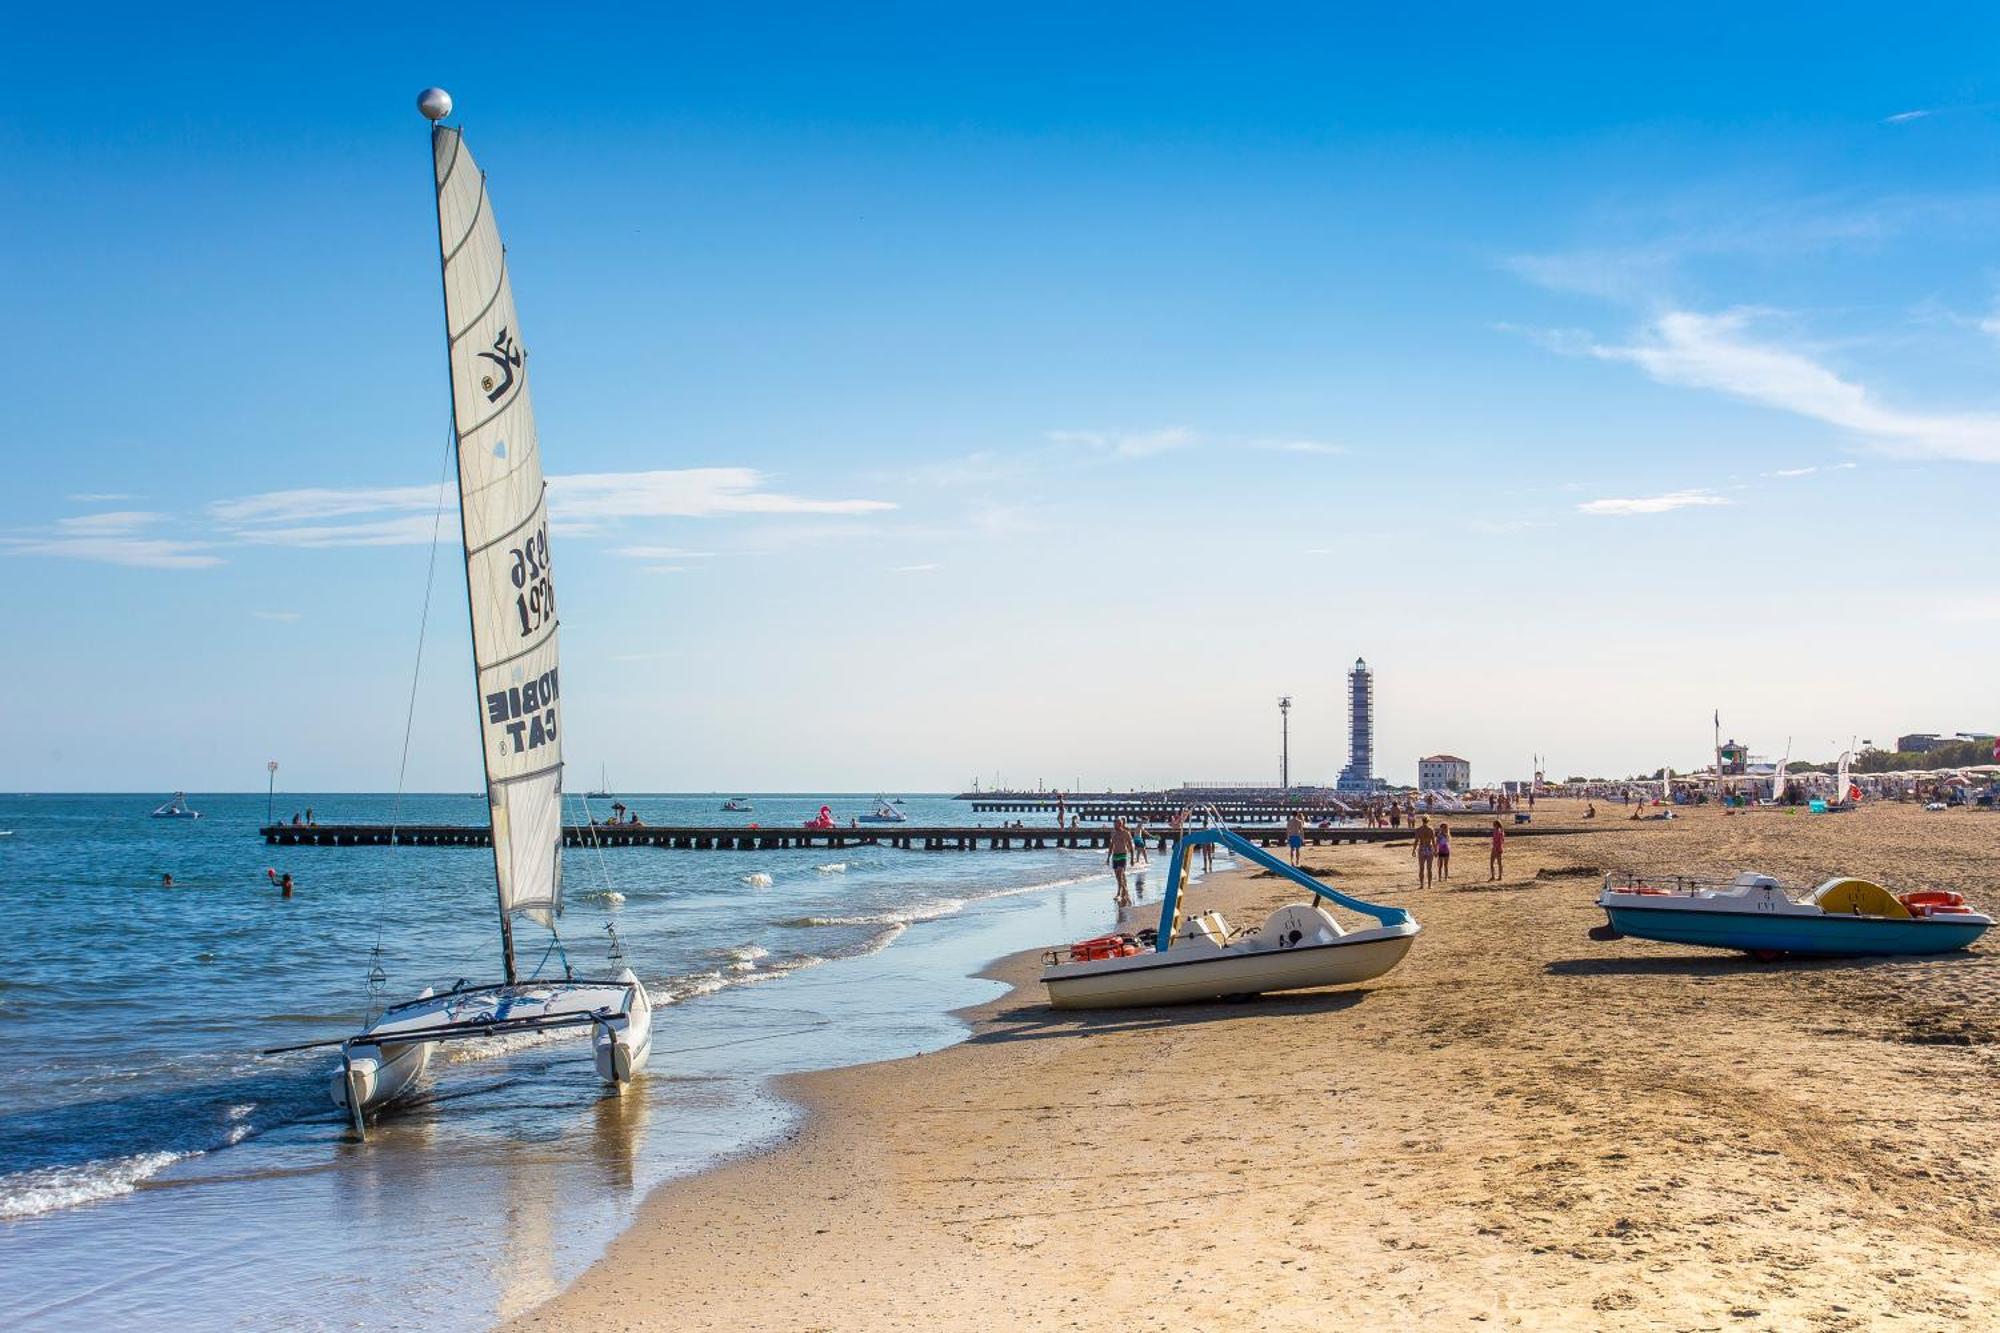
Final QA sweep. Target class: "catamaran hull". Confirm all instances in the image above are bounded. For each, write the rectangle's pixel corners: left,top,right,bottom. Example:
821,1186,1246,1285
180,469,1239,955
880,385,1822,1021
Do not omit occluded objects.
1043,929,1417,1009
593,968,653,1085
329,1038,434,1114
1603,905,1989,957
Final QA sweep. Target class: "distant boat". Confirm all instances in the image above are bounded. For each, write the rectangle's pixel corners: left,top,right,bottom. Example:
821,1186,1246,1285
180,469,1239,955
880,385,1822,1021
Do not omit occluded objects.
270,89,650,1139
151,792,201,820
587,764,613,800
892,797,905,805
721,797,752,812
858,799,907,824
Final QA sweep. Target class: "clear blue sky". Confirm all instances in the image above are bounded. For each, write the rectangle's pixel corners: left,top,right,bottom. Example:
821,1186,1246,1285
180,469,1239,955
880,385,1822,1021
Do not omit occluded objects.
5,4,1998,791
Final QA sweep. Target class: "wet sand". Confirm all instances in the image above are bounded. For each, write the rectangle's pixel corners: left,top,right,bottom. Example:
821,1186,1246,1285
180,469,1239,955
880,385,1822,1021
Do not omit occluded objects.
511,800,2000,1331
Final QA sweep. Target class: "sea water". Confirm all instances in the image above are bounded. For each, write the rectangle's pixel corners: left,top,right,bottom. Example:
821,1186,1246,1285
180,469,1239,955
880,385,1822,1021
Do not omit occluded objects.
0,793,1138,1329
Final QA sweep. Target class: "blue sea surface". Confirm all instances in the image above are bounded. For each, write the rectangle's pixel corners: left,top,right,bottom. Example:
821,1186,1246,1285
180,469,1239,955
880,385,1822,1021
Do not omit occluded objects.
0,792,1128,1329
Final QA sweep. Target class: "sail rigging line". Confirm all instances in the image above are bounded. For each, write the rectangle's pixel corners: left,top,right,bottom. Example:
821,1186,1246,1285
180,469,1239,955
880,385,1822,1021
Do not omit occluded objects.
388,419,460,837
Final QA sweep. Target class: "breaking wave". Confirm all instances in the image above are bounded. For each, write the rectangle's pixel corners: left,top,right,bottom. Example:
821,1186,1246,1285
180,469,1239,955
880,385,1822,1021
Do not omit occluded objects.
0,1150,186,1220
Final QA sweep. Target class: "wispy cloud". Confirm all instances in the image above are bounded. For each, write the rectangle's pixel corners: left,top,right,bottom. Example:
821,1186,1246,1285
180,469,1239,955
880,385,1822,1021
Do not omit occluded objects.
210,468,893,548
0,533,223,569
1576,489,1733,516
1883,109,1933,125
56,511,166,534
253,610,302,622
1763,463,1859,478
890,562,941,572
549,469,894,519
1048,427,1196,459
67,492,134,503
1536,308,2000,463
1,510,223,569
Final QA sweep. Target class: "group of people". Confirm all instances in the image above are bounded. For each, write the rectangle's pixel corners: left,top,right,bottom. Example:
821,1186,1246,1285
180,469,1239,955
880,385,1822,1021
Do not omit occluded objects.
1409,816,1506,885
155,869,297,897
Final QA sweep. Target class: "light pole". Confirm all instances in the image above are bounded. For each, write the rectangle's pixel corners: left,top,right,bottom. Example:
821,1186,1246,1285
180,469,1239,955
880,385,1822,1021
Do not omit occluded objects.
267,760,279,825
1278,696,1292,790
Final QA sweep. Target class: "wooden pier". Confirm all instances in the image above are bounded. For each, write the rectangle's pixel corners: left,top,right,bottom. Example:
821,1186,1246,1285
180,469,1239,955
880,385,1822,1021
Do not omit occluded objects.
259,821,1594,853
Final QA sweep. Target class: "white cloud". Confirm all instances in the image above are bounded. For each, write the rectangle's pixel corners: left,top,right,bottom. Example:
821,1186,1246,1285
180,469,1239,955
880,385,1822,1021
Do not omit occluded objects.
55,511,166,534
549,468,894,519
1048,427,1196,458
1,510,222,569
67,492,134,503
1576,489,1733,516
0,534,222,569
233,514,449,548
253,610,302,622
891,562,941,572
209,485,444,525
1553,309,2000,463
210,468,893,548
1883,109,1933,125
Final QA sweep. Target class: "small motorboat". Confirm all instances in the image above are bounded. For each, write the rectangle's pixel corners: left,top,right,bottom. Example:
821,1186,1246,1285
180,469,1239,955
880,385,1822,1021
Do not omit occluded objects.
151,792,201,819
721,797,752,812
1041,825,1419,1009
1592,872,1991,959
857,799,907,824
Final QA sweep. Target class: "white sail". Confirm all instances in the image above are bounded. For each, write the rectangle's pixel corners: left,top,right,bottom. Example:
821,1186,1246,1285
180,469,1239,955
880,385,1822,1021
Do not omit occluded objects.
432,124,563,927
1834,749,1852,804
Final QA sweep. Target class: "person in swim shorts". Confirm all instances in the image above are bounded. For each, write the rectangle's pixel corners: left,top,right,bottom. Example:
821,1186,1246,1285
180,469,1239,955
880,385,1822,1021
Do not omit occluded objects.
1434,821,1452,881
1285,813,1306,866
1413,817,1436,888
1107,818,1133,907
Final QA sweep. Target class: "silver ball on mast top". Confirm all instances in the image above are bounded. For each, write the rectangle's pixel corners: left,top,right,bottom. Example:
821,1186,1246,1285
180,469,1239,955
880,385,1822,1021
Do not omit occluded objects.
416,87,453,121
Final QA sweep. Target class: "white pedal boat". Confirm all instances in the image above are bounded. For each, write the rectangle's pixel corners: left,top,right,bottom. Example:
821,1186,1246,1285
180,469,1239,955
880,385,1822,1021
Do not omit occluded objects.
1041,824,1421,1009
1043,903,1419,1008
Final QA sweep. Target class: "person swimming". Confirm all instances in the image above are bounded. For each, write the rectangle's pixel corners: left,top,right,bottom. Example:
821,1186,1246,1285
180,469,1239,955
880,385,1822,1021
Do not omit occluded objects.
266,868,295,898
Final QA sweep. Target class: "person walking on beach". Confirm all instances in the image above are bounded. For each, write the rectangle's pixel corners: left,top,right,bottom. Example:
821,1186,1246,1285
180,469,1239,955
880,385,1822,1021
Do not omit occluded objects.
1413,817,1436,888
1285,812,1306,867
1107,819,1133,907
1434,821,1452,881
1488,819,1505,881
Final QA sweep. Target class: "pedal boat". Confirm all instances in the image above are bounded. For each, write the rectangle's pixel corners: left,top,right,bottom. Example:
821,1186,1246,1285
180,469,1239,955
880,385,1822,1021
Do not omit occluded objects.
1592,872,1991,958
1041,826,1419,1009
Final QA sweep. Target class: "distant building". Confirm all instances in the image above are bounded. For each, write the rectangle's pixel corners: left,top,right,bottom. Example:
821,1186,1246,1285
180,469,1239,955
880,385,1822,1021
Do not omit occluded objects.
1418,754,1471,791
1336,658,1384,793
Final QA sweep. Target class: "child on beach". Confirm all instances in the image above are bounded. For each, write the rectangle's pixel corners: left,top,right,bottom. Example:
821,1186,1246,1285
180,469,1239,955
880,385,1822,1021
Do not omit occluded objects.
1488,819,1505,881
1434,822,1451,881
1413,817,1436,888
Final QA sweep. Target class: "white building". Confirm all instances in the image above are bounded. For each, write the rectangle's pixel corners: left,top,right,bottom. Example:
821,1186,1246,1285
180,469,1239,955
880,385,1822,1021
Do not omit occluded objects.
1417,754,1471,791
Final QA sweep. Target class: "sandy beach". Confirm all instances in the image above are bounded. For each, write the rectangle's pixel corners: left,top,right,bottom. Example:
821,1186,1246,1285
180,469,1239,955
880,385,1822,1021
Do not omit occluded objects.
512,800,2000,1331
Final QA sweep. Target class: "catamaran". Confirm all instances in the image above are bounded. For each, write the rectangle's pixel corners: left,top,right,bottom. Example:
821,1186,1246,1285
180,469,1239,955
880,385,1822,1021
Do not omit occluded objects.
269,90,651,1138
150,792,201,819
